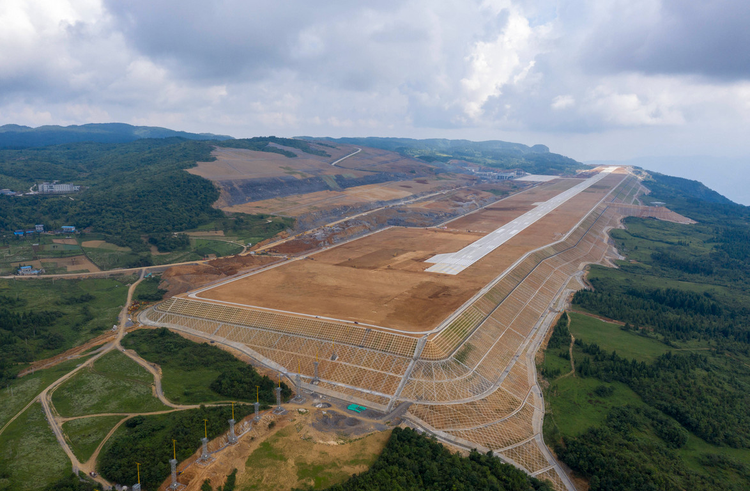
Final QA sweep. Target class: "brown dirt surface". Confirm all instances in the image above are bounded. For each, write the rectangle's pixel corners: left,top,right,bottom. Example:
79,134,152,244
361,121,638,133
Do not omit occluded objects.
160,255,281,297
188,146,345,181
52,238,78,245
41,255,101,272
333,146,438,175
226,178,470,217
259,185,503,258
171,409,390,491
12,259,43,269
17,331,117,376
195,173,625,332
188,143,442,209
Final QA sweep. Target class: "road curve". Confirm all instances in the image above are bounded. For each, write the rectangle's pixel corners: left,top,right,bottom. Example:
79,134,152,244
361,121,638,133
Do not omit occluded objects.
37,269,147,487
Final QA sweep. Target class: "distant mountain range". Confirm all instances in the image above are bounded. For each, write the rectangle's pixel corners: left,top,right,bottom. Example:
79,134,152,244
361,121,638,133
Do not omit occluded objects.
301,136,552,155
0,123,233,148
300,136,581,175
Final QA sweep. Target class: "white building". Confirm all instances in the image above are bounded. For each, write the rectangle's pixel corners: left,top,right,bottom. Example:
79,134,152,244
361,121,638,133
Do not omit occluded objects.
38,182,80,194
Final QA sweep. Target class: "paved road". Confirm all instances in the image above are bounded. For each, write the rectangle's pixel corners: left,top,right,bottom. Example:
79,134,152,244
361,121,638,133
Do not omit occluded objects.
330,148,361,166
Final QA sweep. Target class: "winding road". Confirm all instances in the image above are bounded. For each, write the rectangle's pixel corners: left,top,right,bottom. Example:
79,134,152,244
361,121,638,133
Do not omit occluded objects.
6,269,206,488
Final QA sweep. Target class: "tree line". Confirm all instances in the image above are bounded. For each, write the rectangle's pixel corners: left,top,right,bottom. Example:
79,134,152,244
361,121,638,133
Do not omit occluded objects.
319,427,554,491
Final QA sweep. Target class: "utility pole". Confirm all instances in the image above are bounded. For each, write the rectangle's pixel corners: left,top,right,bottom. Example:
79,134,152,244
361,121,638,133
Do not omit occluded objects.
228,402,237,444
200,419,209,462
133,462,141,491
254,386,260,421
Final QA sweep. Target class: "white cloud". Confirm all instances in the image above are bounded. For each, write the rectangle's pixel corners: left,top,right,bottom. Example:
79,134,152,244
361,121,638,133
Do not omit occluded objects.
0,0,749,161
551,95,575,110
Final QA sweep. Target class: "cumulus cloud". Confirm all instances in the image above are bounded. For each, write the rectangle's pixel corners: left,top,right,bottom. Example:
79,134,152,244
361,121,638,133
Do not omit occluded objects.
0,0,749,160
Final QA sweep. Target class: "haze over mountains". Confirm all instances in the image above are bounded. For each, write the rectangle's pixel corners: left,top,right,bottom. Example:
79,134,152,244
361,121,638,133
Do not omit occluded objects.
588,156,750,206
0,123,232,148
3,123,745,205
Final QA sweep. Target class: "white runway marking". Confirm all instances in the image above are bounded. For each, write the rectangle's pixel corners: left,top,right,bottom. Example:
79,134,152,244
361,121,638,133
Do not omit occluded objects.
425,168,617,275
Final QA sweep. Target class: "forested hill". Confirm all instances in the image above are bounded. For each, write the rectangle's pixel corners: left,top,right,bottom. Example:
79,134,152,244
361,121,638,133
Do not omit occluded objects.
543,171,750,490
0,123,233,148
0,137,326,250
647,171,735,205
302,136,581,175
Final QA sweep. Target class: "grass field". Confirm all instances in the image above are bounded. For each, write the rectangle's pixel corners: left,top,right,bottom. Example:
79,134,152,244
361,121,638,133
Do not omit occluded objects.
192,238,243,257
121,331,227,404
98,404,253,489
81,247,141,270
544,312,687,437
121,329,288,405
0,402,72,491
133,275,166,302
51,350,168,417
241,426,390,490
186,214,293,246
568,313,674,362
0,357,91,431
0,276,132,366
62,415,124,463
545,374,644,437
0,236,86,275
544,309,750,487
538,345,571,379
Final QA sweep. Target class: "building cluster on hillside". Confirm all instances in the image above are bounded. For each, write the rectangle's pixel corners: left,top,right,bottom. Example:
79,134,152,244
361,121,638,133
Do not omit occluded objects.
1,180,81,197
11,224,76,238
37,182,80,194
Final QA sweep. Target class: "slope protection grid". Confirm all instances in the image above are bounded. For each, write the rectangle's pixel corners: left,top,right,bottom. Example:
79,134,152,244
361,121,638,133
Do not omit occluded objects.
139,172,691,490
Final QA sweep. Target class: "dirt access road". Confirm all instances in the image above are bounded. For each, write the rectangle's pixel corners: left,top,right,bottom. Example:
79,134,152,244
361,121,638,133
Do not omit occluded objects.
0,269,205,489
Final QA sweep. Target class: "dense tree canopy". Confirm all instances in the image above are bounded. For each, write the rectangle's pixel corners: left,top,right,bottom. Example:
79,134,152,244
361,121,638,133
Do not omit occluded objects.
321,427,553,491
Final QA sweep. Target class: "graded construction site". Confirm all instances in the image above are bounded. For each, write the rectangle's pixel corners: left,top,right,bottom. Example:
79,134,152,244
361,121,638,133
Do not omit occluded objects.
141,167,694,490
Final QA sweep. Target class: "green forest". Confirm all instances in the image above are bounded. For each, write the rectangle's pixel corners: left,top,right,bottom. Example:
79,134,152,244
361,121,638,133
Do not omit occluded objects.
121,328,290,404
319,427,553,491
0,137,313,264
0,276,132,385
543,173,750,490
98,405,253,490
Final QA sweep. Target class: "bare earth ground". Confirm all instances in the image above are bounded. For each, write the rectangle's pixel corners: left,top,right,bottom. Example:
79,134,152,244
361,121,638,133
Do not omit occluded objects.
263,186,506,257
224,177,471,216
194,173,624,332
187,144,441,209
14,256,101,273
52,238,78,245
187,146,349,181
169,407,390,491
42,255,101,273
160,255,282,298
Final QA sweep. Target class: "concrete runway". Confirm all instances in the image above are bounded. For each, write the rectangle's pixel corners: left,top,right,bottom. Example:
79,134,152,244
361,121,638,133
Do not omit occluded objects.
426,167,617,275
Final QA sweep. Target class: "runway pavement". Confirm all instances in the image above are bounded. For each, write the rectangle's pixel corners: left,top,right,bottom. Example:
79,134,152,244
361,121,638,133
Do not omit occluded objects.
426,167,617,275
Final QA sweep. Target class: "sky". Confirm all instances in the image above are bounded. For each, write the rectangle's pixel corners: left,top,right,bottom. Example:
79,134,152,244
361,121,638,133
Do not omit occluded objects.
2,0,750,199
